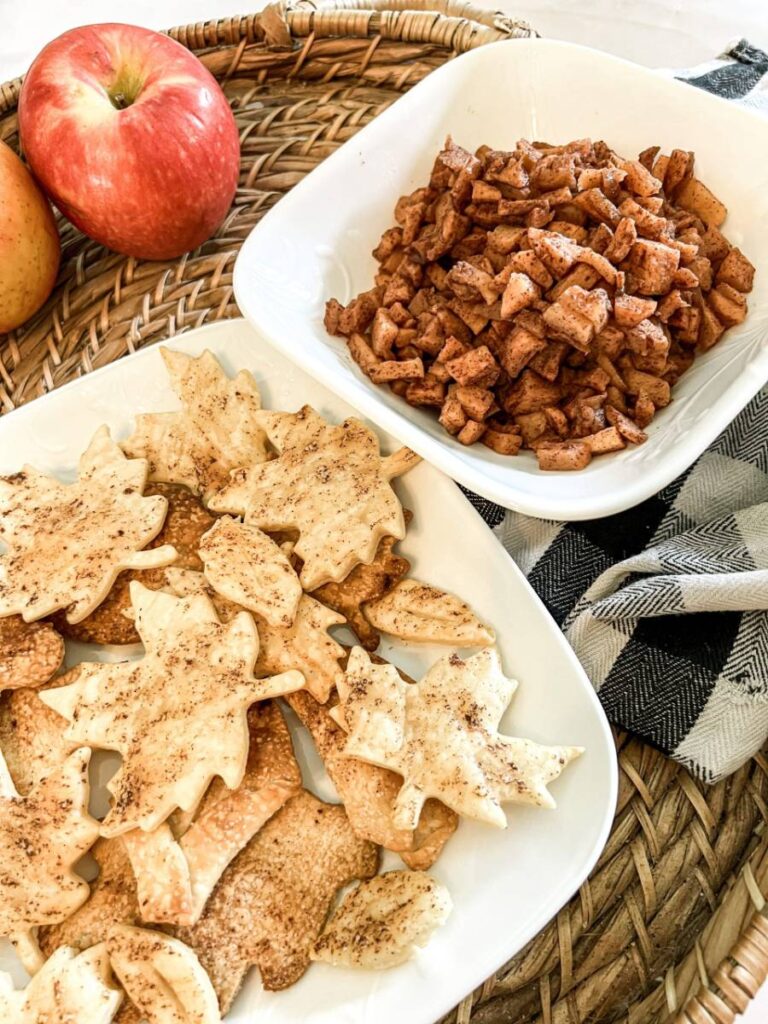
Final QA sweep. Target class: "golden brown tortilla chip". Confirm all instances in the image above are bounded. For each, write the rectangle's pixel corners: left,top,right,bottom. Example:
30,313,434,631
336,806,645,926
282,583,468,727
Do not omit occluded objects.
175,791,377,1008
312,528,411,652
0,616,64,691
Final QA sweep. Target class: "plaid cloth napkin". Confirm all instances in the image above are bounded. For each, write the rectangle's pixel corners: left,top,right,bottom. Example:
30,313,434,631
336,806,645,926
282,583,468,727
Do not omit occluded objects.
465,39,768,784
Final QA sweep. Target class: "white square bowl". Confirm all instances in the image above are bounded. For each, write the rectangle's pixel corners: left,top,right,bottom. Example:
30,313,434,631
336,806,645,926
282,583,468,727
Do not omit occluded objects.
233,38,768,520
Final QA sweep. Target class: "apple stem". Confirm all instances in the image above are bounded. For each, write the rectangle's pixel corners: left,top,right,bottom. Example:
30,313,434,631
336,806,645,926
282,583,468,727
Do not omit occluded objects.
110,92,131,111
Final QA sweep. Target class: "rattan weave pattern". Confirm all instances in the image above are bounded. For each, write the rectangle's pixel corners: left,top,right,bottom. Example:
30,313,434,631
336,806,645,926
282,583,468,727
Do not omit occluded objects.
1,4,767,1022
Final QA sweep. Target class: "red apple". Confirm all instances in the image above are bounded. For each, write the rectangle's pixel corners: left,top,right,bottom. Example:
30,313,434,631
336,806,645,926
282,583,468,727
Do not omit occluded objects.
18,24,240,261
0,140,60,333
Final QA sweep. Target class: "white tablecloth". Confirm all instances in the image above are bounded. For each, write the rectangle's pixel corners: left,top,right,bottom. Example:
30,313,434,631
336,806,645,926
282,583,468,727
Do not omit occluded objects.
3,0,767,1020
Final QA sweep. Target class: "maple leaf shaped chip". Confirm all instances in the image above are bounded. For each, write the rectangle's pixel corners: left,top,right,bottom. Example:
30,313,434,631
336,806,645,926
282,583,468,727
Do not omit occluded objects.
0,944,122,1024
0,427,175,624
162,568,346,704
40,583,304,837
0,745,99,935
121,348,269,501
337,647,582,829
286,689,458,868
209,406,418,590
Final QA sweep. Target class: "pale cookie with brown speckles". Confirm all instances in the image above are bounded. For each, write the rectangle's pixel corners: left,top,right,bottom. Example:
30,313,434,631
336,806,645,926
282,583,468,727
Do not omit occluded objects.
0,944,122,1024
335,647,581,829
40,583,304,836
107,925,220,1024
311,871,452,969
0,746,99,935
0,426,175,624
363,578,494,646
121,348,269,502
199,516,302,628
209,405,418,591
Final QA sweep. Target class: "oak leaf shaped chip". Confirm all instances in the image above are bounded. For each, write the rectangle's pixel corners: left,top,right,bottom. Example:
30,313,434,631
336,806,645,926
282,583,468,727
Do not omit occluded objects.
40,583,304,836
121,348,269,501
209,405,418,590
336,647,582,829
0,427,175,624
0,746,99,935
107,925,220,1024
0,944,122,1024
311,870,452,969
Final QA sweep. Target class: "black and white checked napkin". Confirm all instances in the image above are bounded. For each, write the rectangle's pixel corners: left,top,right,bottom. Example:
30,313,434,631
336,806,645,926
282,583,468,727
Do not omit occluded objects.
464,39,768,785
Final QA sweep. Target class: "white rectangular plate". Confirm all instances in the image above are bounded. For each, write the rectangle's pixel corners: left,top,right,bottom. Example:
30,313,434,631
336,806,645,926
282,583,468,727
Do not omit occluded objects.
233,38,768,520
0,320,617,1024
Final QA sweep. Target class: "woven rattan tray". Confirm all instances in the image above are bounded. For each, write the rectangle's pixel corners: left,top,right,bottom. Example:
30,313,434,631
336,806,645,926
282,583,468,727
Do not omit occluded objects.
1,3,768,1021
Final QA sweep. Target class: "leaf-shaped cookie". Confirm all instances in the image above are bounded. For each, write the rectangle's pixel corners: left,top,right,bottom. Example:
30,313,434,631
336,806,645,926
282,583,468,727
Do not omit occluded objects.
287,690,457,867
40,583,304,836
311,871,452,969
121,348,269,501
175,791,378,1008
53,482,217,646
336,647,582,829
209,406,418,590
107,926,220,1024
122,701,301,927
0,944,122,1024
163,568,346,704
363,579,495,646
0,616,64,690
199,516,302,627
0,427,176,624
0,746,99,935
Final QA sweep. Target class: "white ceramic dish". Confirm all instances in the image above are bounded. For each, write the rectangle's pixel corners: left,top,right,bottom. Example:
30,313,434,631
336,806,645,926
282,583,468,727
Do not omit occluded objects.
233,37,768,520
0,320,616,1024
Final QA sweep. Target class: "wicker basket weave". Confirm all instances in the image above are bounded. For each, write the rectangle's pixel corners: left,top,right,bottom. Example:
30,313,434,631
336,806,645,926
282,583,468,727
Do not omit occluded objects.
1,3,768,1021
